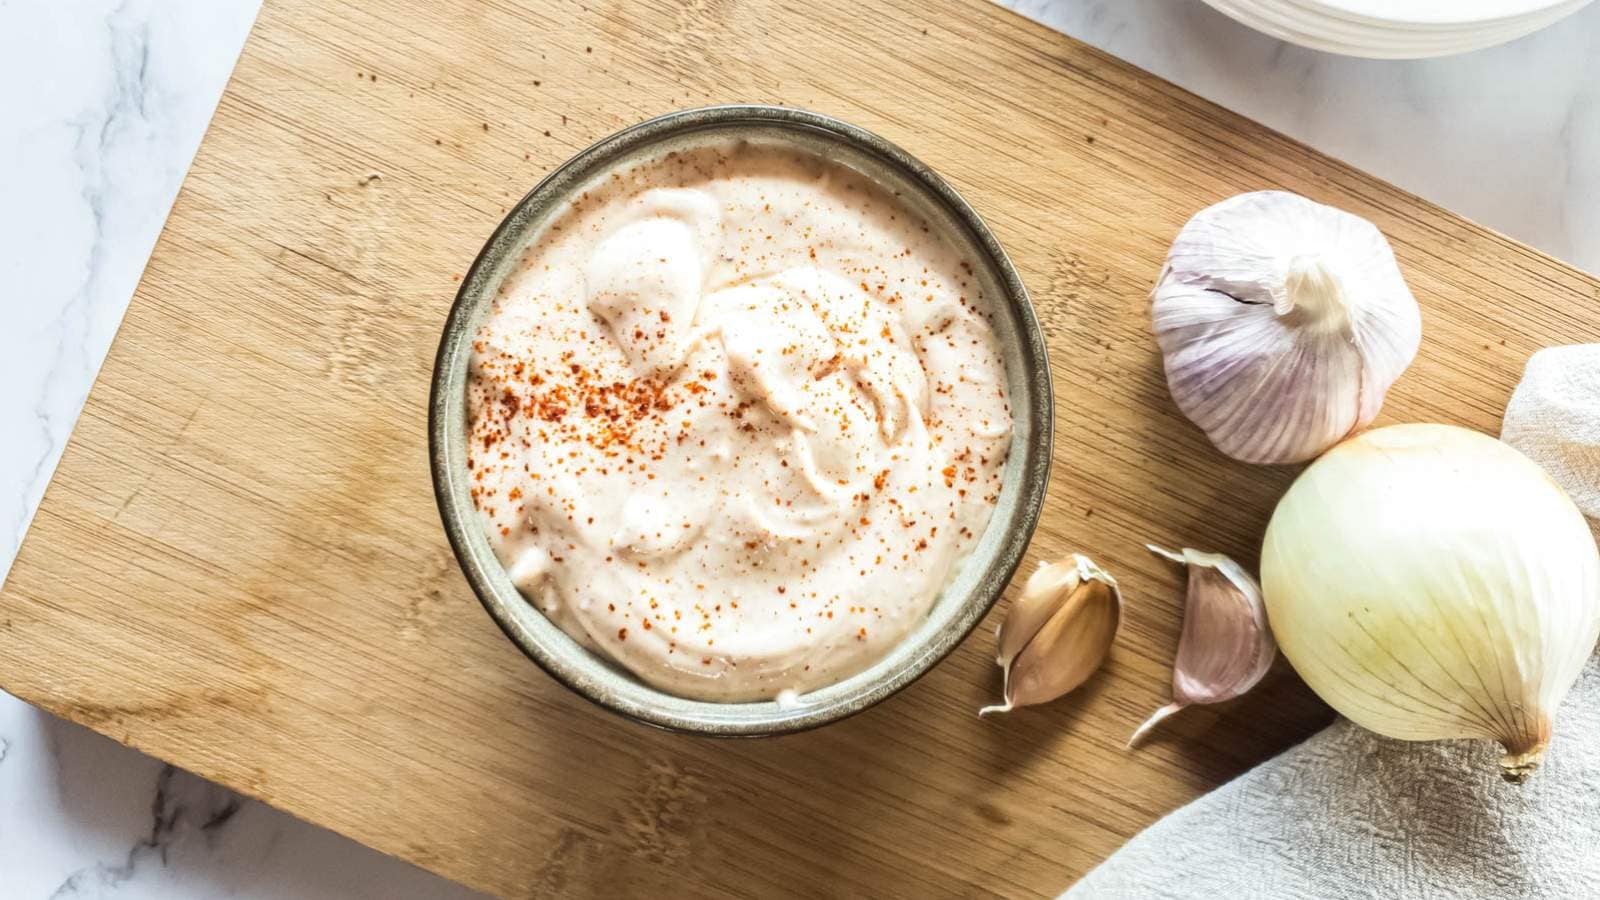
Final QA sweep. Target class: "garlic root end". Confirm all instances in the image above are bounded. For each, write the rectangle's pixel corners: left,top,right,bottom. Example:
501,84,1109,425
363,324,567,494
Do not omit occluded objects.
1128,702,1184,748
1282,254,1352,334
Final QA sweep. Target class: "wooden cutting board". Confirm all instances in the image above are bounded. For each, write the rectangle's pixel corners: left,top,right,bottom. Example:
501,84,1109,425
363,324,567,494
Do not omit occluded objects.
5,0,1597,896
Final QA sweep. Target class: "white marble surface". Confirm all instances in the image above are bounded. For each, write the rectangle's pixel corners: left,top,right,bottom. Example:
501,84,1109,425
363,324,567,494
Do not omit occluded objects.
0,1,480,896
1,0,1598,896
1006,0,1600,272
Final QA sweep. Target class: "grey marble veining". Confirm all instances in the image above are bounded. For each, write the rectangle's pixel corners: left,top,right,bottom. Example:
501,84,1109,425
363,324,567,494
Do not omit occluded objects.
1,0,245,578
1002,0,1600,272
0,701,481,898
0,0,482,896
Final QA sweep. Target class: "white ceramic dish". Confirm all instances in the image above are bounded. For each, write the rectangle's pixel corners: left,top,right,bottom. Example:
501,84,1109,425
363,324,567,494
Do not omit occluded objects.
1202,0,1592,58
1314,0,1574,26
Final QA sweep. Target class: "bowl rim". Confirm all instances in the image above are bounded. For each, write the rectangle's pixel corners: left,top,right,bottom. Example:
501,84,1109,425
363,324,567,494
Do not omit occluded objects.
429,104,1053,736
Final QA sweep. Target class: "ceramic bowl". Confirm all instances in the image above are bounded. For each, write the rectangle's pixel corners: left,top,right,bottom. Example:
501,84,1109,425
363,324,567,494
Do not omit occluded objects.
1202,0,1593,58
429,105,1052,735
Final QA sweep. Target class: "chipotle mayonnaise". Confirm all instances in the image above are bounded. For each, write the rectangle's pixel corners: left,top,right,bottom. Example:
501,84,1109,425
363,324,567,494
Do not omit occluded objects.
466,140,1011,702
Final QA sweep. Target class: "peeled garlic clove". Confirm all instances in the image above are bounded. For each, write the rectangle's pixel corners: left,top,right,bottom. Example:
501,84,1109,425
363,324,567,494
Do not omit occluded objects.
1152,191,1422,464
1129,545,1276,747
981,555,1121,716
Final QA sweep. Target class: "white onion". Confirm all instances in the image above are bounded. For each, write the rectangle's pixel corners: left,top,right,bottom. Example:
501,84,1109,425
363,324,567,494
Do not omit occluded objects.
1262,423,1600,781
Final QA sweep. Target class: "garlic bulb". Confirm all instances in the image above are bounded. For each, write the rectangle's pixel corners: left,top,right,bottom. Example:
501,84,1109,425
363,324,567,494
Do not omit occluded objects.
1262,423,1600,782
1152,191,1422,464
981,555,1121,716
1129,545,1275,747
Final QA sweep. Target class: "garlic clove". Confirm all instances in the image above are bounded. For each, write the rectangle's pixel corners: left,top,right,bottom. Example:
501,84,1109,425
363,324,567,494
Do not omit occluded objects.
993,557,1093,670
981,555,1121,716
1152,191,1422,464
1129,545,1276,747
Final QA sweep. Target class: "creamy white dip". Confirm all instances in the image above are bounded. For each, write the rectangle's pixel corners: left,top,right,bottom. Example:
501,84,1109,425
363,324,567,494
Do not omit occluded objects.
467,140,1011,701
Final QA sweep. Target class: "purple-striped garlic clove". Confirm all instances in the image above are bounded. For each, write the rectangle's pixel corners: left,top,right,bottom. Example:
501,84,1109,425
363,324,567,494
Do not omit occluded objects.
1129,545,1276,746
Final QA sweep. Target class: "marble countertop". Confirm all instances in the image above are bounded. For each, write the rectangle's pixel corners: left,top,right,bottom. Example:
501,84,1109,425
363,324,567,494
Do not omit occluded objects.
2,0,1596,895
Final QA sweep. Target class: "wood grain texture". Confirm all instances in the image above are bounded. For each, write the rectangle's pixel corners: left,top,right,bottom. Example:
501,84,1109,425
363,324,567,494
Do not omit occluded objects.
4,0,1598,896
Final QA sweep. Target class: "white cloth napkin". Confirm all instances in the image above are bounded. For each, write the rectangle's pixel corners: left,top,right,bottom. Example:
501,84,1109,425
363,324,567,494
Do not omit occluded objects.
1503,346,1600,521
1067,346,1600,899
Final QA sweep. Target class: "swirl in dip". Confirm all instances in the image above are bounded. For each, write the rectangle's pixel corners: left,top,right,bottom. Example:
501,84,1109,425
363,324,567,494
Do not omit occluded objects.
466,140,1012,702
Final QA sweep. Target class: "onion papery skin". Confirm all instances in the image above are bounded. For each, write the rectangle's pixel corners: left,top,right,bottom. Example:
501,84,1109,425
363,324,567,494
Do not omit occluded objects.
1262,423,1600,782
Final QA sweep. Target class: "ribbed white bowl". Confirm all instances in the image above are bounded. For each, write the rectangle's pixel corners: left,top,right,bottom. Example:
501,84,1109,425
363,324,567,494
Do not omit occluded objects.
1202,0,1592,58
1315,0,1572,25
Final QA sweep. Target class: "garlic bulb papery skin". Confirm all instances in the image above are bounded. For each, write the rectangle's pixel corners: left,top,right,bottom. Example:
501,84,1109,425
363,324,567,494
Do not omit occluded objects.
1262,423,1600,782
1128,546,1275,747
1152,191,1422,464
981,555,1121,716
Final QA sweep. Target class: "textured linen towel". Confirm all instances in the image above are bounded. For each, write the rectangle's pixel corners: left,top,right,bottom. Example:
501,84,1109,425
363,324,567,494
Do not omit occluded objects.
1067,346,1600,899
